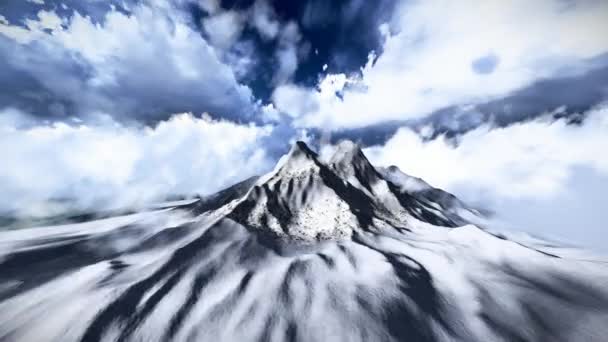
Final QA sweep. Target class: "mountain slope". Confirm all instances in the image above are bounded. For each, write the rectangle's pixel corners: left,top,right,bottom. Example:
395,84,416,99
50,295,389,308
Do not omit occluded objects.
229,141,374,240
0,141,607,342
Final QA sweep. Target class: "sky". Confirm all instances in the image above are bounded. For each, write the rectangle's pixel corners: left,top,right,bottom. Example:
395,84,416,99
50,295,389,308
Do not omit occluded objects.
0,0,607,250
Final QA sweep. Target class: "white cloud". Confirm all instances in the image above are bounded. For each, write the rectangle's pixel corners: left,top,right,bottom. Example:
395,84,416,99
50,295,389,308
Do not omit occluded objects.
0,5,254,121
0,11,60,44
0,110,273,217
364,105,608,200
250,0,280,40
272,74,351,123
272,83,319,118
363,105,608,250
222,39,258,81
259,103,281,122
278,0,608,129
273,21,302,85
198,0,221,15
203,10,246,50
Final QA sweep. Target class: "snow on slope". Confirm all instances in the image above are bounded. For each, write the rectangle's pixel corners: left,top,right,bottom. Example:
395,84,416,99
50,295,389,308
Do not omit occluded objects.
0,141,607,342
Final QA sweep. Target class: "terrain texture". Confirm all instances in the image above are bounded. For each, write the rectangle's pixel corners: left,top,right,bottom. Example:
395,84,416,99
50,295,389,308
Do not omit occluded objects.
1,141,607,341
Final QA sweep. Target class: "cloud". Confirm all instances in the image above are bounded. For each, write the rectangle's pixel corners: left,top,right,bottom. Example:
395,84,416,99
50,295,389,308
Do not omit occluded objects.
0,4,255,123
471,53,499,75
273,74,350,118
273,21,303,85
250,0,280,41
364,105,608,199
0,109,273,217
363,105,608,250
202,10,246,50
275,0,608,130
298,0,398,74
198,0,221,15
198,1,305,88
222,39,259,82
272,83,320,118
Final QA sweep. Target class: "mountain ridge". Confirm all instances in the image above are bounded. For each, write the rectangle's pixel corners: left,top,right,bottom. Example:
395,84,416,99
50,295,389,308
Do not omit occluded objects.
226,140,473,241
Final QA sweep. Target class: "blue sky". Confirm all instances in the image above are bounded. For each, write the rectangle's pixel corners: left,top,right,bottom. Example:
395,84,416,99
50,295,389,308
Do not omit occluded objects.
1,0,607,250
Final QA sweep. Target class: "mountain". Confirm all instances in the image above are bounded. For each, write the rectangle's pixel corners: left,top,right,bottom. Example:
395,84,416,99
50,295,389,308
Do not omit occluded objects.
1,141,607,342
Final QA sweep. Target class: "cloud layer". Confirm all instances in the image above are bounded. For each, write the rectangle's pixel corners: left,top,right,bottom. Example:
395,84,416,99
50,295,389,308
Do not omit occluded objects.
273,0,608,130
363,105,608,251
0,110,272,216
0,4,255,123
365,105,608,199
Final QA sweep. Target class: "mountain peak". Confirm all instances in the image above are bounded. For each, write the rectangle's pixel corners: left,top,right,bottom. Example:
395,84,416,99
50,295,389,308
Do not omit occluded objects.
229,140,477,240
329,140,365,164
289,141,318,159
379,165,432,193
229,140,372,240
329,140,382,193
273,141,320,177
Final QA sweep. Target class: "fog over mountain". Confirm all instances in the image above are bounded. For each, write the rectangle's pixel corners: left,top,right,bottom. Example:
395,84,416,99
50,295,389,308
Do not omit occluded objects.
1,141,607,342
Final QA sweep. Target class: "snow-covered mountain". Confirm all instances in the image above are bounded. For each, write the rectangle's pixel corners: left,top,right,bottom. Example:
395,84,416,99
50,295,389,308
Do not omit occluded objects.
1,141,607,342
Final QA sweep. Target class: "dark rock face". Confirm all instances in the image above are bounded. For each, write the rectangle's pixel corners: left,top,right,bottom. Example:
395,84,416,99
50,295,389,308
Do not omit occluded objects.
1,141,607,342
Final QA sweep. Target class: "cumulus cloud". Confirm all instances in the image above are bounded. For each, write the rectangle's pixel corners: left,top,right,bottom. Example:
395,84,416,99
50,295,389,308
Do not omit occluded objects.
0,109,273,217
272,83,319,119
203,10,246,50
273,74,350,121
364,105,608,199
222,39,259,82
275,0,608,130
363,105,608,250
198,0,303,87
0,4,255,123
